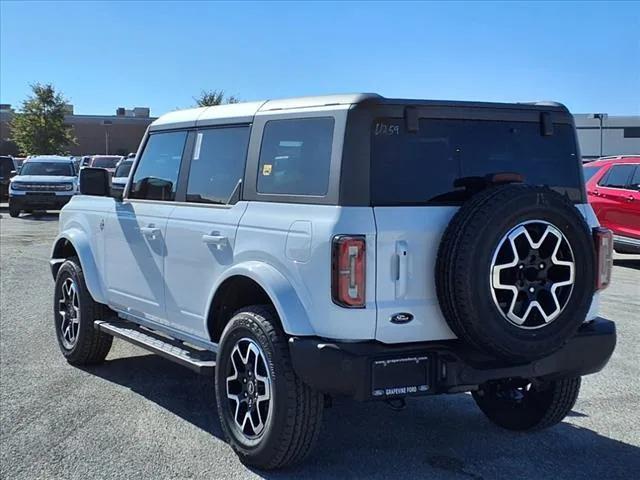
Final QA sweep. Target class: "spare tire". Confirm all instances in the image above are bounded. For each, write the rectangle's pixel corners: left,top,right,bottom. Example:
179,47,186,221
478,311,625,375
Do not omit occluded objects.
436,184,595,363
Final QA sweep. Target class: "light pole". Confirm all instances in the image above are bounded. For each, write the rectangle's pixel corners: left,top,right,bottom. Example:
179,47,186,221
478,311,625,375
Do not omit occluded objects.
102,120,113,154
589,113,608,157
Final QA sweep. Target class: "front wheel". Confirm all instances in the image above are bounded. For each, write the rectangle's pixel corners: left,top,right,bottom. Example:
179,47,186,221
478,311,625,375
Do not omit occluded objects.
54,257,113,364
215,306,323,470
472,377,581,431
8,204,20,217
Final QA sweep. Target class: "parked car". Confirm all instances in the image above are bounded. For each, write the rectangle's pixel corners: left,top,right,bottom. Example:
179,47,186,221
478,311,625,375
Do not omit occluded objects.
80,156,93,169
9,156,79,217
12,157,26,169
584,155,640,253
88,155,123,174
110,158,134,198
51,94,615,469
1,156,17,201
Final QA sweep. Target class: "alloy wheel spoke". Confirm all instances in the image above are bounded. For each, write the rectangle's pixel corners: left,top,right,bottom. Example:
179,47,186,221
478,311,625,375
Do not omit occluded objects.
491,221,575,328
225,337,272,439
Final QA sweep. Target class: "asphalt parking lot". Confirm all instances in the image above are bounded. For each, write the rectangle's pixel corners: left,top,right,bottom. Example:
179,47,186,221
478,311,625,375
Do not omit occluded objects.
1,209,639,480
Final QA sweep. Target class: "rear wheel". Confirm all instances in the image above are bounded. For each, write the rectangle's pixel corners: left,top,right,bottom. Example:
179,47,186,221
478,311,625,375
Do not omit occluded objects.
53,257,113,364
472,377,581,431
215,306,323,470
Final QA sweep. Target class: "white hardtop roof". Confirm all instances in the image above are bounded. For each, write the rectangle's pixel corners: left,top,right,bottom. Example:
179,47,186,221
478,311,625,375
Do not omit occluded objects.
150,93,380,131
25,155,75,163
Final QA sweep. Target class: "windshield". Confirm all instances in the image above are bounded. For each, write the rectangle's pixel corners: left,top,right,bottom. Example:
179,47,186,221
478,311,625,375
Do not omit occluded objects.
583,165,601,182
114,161,133,178
92,157,120,168
371,118,582,205
19,162,74,176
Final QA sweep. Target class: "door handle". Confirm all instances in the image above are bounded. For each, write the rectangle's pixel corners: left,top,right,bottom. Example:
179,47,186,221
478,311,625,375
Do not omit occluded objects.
140,226,160,239
202,233,228,249
395,241,408,299
628,195,635,202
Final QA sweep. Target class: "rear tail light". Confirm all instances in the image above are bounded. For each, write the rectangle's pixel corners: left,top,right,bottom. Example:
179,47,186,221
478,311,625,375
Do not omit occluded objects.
332,235,366,308
593,227,613,291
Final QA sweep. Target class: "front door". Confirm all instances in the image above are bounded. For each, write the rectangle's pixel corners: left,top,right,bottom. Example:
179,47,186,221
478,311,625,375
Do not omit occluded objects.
164,126,251,337
104,129,188,324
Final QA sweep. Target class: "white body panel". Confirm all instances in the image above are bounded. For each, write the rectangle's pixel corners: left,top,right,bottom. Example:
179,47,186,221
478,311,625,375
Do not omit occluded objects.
103,200,176,324
164,201,248,336
54,196,602,345
374,206,459,343
235,202,377,340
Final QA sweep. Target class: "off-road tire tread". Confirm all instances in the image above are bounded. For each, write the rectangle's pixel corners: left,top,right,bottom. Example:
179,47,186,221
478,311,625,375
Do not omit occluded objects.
532,377,581,430
436,185,512,340
218,305,323,470
473,377,581,431
55,257,113,364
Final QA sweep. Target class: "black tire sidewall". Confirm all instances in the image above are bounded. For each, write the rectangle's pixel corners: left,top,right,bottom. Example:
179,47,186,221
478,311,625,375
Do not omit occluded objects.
53,259,95,360
447,187,595,361
215,311,289,464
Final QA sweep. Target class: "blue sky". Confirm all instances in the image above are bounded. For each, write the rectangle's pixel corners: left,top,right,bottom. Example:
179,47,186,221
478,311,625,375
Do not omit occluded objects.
1,1,639,116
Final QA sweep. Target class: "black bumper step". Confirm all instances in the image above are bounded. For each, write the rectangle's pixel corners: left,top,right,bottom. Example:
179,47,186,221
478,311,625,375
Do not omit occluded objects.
95,320,216,374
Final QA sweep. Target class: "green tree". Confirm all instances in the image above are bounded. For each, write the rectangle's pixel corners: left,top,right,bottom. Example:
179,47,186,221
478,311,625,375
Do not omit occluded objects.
193,89,239,107
10,83,76,155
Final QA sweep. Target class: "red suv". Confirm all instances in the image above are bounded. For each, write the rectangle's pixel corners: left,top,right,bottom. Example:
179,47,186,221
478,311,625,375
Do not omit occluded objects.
584,156,640,254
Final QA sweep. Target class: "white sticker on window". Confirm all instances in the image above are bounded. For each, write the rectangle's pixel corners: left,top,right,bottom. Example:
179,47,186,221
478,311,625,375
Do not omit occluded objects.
193,132,203,160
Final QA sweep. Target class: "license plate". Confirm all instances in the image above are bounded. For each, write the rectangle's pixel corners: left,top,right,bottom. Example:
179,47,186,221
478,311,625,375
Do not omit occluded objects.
371,355,430,398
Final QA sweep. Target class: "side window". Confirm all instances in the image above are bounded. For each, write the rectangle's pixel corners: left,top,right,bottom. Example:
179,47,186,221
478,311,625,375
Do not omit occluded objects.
186,126,250,204
599,164,635,189
129,131,187,201
629,166,640,191
257,117,334,196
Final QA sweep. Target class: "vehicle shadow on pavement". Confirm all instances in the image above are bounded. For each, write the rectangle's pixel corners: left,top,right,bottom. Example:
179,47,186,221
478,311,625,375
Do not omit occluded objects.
613,258,640,271
83,354,224,439
84,354,640,480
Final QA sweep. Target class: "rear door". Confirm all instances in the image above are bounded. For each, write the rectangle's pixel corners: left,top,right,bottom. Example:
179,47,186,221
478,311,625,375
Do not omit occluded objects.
617,164,640,239
163,126,250,337
594,163,636,236
371,114,584,343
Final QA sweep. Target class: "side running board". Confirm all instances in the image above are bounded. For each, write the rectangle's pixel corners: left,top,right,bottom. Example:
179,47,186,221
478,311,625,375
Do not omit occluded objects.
95,319,216,375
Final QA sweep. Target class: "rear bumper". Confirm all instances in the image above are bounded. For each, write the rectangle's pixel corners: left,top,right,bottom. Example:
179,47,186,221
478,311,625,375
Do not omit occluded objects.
9,193,73,210
289,318,616,401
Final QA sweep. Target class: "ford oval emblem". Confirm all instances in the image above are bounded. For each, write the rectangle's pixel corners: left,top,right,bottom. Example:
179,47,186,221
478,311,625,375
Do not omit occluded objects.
390,312,414,324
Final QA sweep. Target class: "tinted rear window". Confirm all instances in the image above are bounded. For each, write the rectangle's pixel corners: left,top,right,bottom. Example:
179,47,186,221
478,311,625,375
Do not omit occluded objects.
257,117,334,196
371,118,582,205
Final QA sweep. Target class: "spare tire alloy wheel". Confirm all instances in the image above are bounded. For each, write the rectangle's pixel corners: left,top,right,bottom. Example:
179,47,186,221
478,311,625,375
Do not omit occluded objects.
58,277,80,349
225,338,272,440
491,220,575,329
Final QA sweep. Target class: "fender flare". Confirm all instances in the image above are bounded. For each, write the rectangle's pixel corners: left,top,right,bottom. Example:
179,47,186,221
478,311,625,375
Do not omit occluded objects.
51,229,107,304
205,261,315,337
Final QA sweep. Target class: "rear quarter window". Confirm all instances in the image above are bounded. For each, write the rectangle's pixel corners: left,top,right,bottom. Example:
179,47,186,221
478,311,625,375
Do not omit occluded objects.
370,118,582,205
257,117,334,196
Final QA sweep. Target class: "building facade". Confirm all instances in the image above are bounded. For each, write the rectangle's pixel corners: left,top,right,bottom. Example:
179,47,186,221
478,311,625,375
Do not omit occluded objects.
574,114,640,161
0,104,156,156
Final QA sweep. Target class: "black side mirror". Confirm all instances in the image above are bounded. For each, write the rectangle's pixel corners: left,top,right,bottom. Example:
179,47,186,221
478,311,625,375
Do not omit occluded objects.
80,168,111,196
10,170,16,178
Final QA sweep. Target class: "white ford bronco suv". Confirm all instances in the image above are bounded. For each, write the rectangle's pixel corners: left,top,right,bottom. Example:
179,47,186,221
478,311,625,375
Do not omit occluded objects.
51,94,616,469
10,155,79,217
